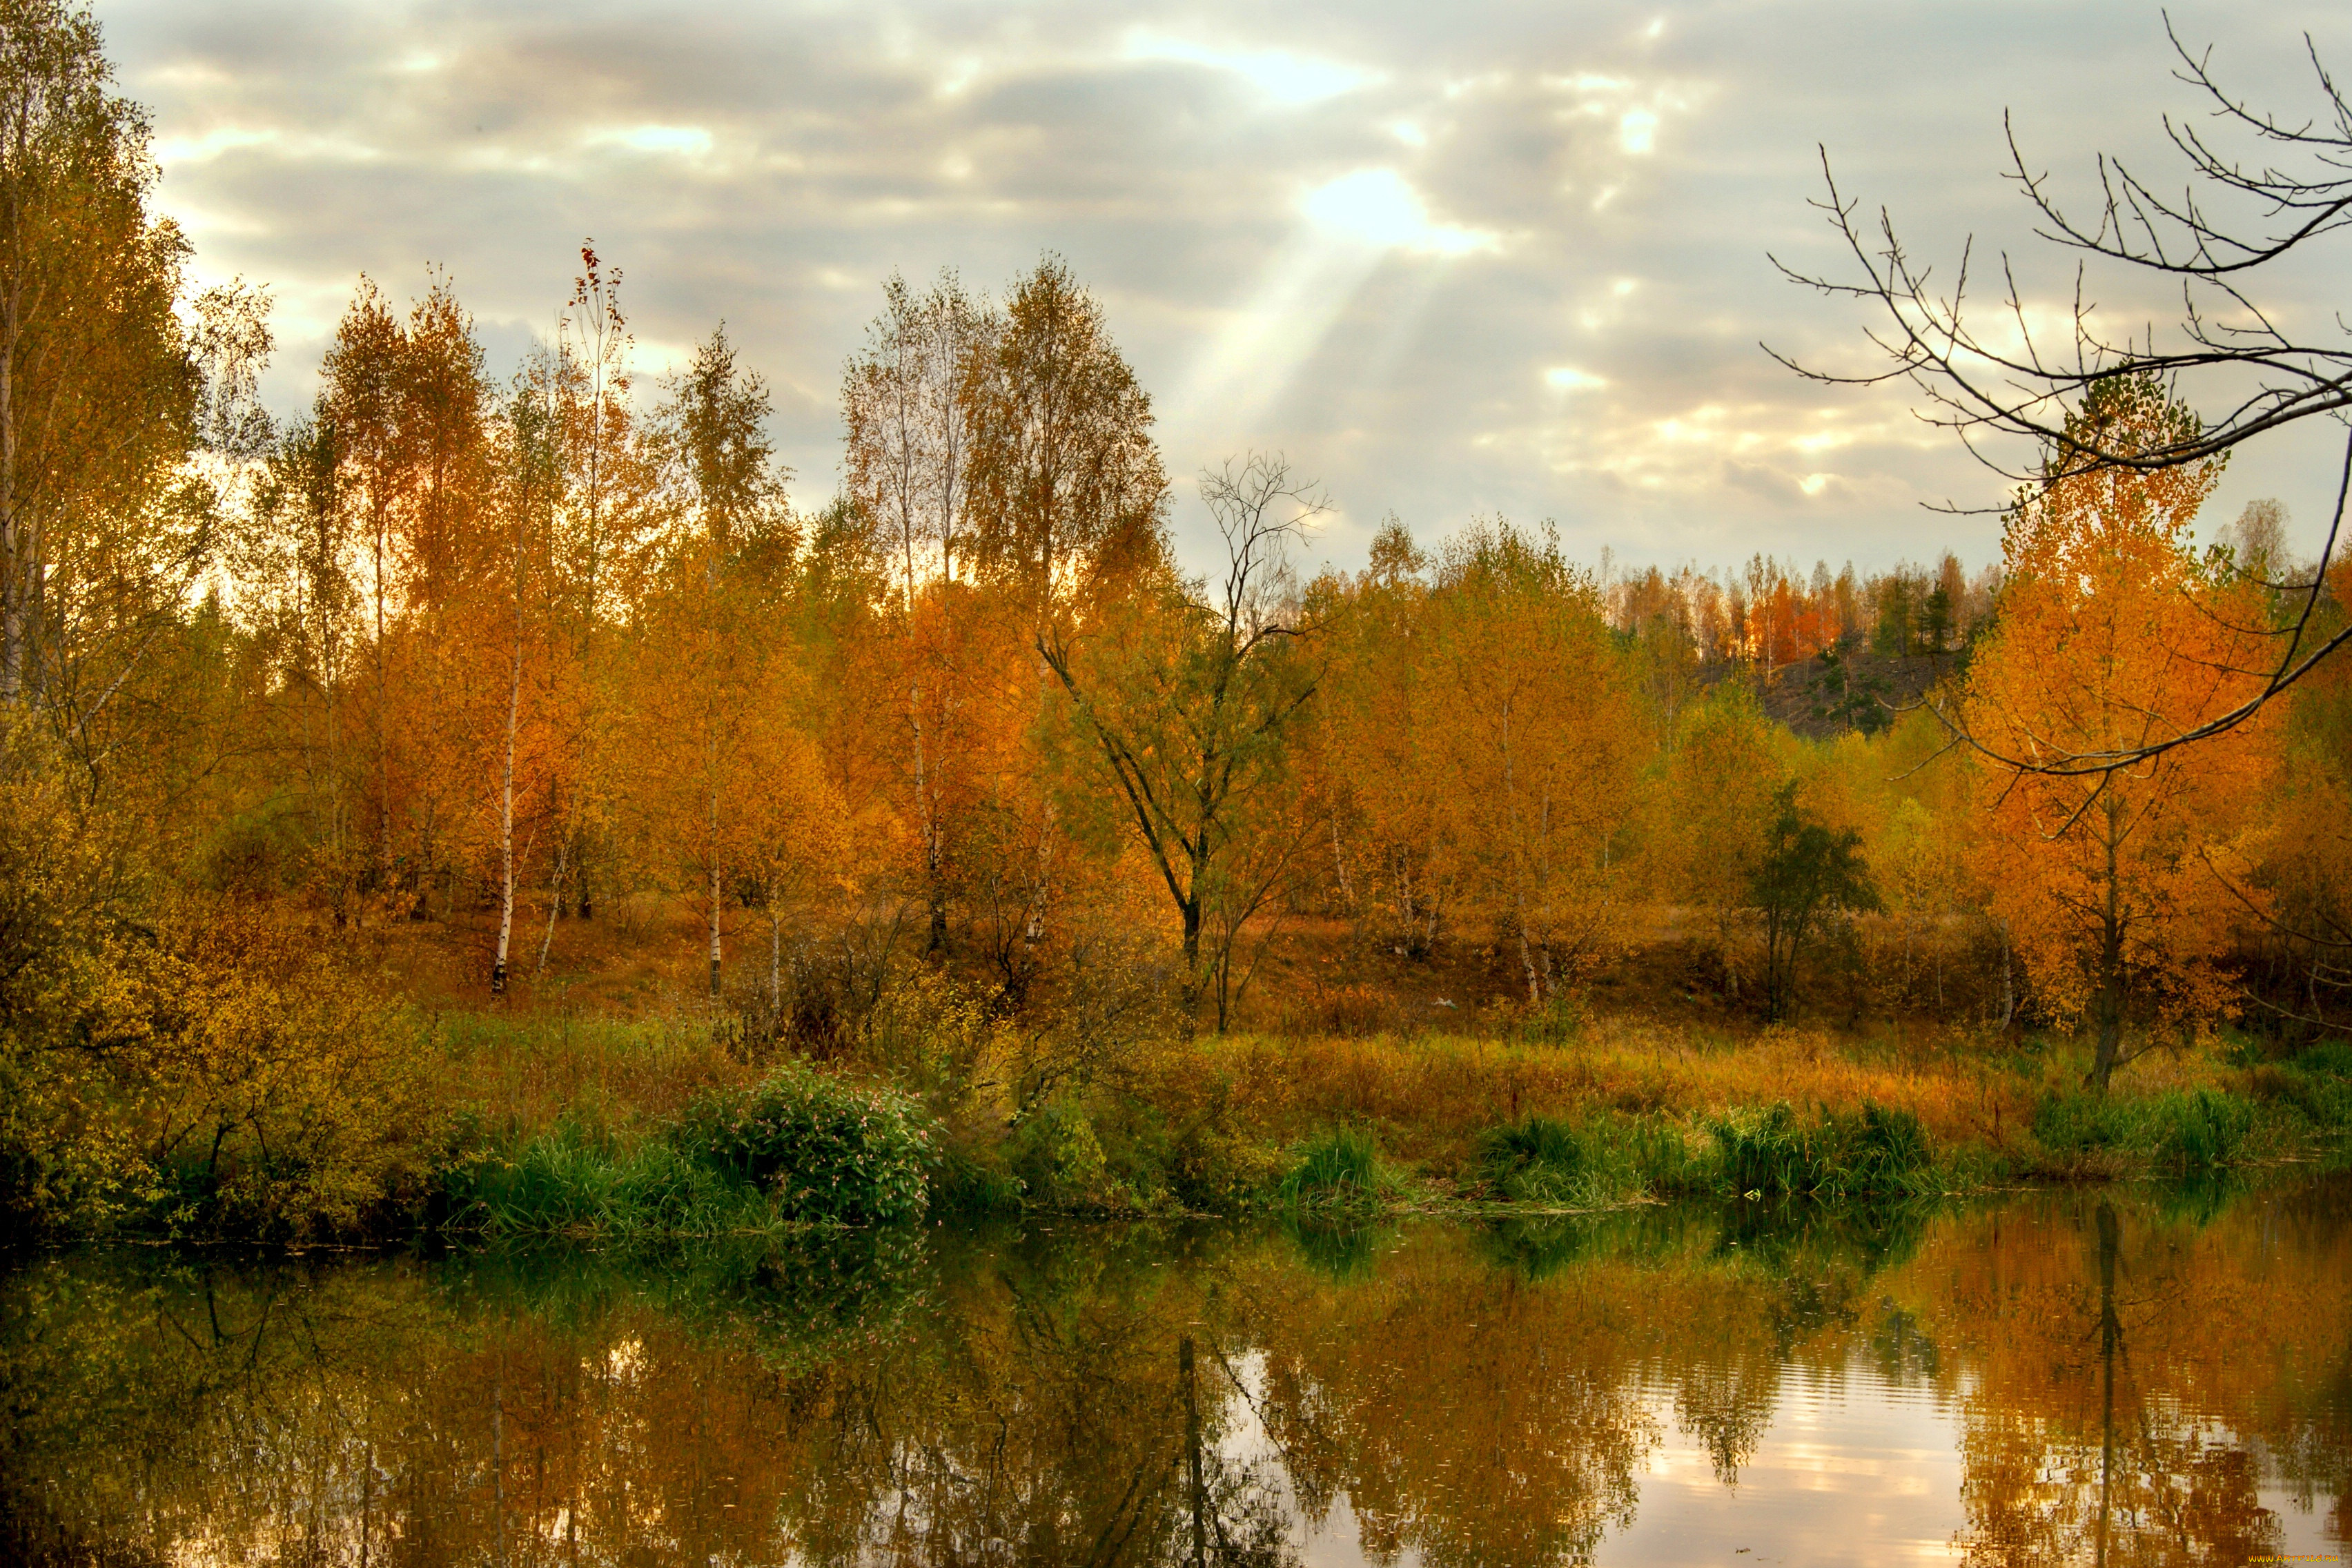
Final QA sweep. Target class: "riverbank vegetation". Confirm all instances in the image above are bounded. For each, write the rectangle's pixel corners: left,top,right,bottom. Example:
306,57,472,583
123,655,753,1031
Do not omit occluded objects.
1,3,2349,1246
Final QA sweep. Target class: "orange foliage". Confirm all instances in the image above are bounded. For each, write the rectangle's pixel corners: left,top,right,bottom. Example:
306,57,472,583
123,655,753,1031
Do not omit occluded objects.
1963,374,2280,1088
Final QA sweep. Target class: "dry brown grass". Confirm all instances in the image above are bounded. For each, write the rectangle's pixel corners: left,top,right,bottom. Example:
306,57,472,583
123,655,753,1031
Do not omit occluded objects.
1142,1018,2243,1177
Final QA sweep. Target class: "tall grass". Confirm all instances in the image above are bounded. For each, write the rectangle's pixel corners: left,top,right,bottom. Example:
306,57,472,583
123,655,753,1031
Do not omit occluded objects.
434,1012,747,1144
1706,1101,1937,1198
1478,1115,1589,1204
1156,1024,2021,1180
1279,1126,1398,1209
442,1060,934,1237
442,1124,776,1239
2031,1087,2256,1173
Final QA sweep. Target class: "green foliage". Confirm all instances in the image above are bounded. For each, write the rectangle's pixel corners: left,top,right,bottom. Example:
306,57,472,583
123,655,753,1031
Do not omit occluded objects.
930,1146,1028,1217
2031,1087,2257,1170
1707,1101,1934,1198
1005,1101,1112,1211
669,1061,933,1224
1478,1113,1587,1202
1163,1106,1287,1213
2156,1090,2253,1171
1750,783,1882,1023
442,1124,774,1239
2260,1041,2352,1132
1279,1126,1394,1209
0,734,431,1241
2030,1090,2122,1154
2297,1039,2352,1078
1807,643,1892,736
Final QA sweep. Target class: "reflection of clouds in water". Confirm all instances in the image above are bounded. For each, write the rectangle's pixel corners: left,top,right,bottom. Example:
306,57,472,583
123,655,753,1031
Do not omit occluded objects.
3,1188,2344,1564
1616,1374,1965,1566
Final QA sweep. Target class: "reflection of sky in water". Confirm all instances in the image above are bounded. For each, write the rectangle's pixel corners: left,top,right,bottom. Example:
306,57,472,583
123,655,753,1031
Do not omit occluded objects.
6,1184,2347,1566
1219,1351,2344,1565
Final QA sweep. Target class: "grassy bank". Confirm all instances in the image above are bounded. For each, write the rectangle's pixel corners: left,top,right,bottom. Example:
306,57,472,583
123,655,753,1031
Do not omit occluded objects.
398,1010,2352,1240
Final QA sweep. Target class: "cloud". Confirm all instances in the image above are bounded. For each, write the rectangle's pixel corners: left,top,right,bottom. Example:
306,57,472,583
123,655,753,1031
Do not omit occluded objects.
95,0,2352,576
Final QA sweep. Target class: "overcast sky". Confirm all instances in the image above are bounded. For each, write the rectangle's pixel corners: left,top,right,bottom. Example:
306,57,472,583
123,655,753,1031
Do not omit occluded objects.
97,1,2352,578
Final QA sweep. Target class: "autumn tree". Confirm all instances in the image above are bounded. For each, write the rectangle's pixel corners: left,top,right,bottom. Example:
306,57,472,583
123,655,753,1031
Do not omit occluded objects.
966,257,1166,614
391,274,490,916
481,364,562,993
318,281,411,886
543,244,651,932
0,0,218,751
2247,549,2352,1032
1781,23,2352,760
1963,373,2277,1091
1043,454,1315,1027
1654,682,1787,997
1427,520,1639,1006
634,327,802,999
239,417,360,914
843,271,997,953
1313,519,1455,956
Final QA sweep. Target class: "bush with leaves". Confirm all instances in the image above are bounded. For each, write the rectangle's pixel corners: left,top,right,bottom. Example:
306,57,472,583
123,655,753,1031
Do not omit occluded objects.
670,1062,932,1224
1750,783,1881,1023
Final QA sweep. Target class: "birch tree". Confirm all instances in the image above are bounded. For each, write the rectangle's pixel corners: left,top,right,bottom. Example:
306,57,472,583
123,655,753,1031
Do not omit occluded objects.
0,0,208,747
484,366,560,993
844,270,995,953
320,281,407,888
639,327,795,999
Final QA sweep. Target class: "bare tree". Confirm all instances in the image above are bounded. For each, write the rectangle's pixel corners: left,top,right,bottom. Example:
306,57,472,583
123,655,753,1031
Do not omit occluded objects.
1774,19,2352,774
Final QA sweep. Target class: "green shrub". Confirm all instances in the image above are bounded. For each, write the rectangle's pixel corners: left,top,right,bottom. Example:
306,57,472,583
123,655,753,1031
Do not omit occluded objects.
669,1062,932,1224
2152,1089,2253,1171
1708,1101,1934,1197
2031,1090,2123,1155
1280,1126,1392,1208
1712,1104,1816,1195
1478,1114,1587,1203
2032,1086,2258,1169
1006,1101,1111,1211
443,1124,772,1238
2297,1040,2352,1079
1844,1104,1934,1193
930,1144,1026,1216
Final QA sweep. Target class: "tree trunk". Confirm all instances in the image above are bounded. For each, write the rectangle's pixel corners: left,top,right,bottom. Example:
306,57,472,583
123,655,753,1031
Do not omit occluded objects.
536,834,568,978
0,288,20,707
1516,903,1542,1008
707,815,723,1001
769,898,783,1011
912,680,948,956
1179,892,1204,1013
373,509,391,886
2088,824,2125,1094
492,636,520,994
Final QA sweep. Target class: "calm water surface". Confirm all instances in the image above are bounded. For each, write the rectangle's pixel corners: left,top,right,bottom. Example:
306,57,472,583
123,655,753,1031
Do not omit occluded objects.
3,1179,2346,1566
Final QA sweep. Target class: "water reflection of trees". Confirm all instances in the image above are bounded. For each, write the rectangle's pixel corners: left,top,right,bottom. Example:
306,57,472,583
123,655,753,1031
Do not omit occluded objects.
0,1182,2344,1567
1940,1189,2352,1565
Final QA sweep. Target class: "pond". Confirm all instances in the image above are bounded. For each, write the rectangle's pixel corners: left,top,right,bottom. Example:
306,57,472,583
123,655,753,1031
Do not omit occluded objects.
3,1179,2346,1566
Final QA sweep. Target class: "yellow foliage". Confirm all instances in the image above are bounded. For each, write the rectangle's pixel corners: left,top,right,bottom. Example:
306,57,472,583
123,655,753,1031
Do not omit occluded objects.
1962,375,2278,1087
